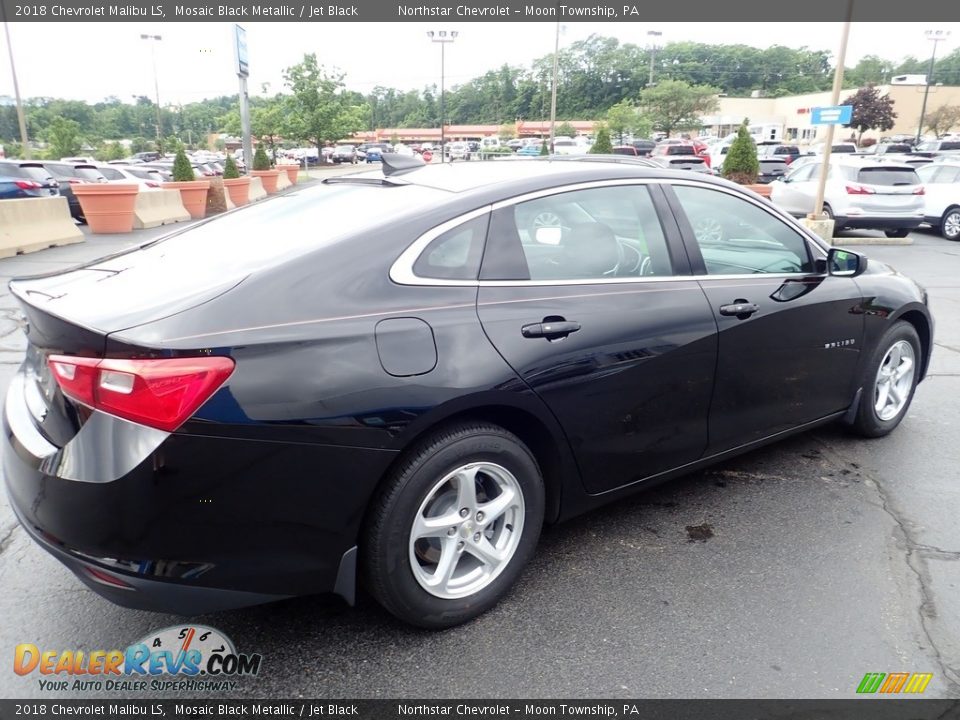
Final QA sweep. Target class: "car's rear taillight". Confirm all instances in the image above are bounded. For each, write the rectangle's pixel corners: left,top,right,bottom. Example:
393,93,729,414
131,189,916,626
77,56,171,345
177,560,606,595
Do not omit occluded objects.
845,184,876,195
14,180,41,189
145,181,160,188
913,186,925,195
47,356,235,432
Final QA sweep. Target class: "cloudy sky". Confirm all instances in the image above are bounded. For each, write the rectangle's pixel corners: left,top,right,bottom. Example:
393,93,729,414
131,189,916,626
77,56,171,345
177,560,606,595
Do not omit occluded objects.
1,22,959,105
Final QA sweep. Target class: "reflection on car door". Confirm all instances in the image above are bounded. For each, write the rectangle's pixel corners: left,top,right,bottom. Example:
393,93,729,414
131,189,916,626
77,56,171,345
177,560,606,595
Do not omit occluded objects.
476,182,718,494
777,164,817,216
667,183,864,454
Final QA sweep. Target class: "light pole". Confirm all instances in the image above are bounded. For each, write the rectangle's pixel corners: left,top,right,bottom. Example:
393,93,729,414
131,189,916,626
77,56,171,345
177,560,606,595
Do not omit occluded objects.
1,8,30,158
139,33,163,150
427,30,457,163
549,22,560,151
646,30,663,86
916,30,952,144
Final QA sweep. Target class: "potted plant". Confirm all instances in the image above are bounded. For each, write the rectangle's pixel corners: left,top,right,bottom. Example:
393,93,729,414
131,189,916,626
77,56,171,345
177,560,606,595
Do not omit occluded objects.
250,144,281,194
163,146,210,219
72,180,139,234
277,157,300,185
221,155,251,207
721,120,766,196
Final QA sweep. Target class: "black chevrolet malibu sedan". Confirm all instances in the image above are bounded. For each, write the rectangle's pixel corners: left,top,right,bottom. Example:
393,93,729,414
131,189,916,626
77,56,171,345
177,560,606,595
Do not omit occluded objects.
3,157,933,628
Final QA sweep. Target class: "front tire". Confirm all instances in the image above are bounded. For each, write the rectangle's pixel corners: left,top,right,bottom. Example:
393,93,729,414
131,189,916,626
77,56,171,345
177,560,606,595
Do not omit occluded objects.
363,423,545,629
850,321,921,437
941,207,960,241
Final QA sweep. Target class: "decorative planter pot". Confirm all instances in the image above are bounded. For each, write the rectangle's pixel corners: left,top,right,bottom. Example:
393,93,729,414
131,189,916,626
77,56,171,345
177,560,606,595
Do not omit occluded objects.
163,180,211,219
251,169,281,194
742,183,772,198
72,183,139,234
222,176,252,207
278,165,300,185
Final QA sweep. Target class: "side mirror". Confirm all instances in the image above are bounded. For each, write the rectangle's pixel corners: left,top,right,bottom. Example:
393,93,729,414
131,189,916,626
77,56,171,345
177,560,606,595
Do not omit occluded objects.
827,247,867,277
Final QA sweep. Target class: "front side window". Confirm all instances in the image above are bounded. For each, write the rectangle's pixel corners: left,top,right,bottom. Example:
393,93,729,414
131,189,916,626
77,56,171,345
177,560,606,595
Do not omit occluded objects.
673,185,814,276
482,185,674,282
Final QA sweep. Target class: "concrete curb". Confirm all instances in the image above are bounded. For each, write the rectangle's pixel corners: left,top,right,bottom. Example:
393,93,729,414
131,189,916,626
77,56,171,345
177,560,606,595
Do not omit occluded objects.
833,237,914,246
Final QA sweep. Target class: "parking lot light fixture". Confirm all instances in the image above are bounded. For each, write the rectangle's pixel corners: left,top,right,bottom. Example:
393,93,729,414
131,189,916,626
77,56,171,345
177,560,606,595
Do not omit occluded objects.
427,30,457,163
140,33,164,149
916,30,952,145
646,30,663,87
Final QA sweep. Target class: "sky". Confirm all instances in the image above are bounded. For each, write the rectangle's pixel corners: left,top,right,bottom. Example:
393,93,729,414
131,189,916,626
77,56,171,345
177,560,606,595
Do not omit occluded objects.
1,22,959,106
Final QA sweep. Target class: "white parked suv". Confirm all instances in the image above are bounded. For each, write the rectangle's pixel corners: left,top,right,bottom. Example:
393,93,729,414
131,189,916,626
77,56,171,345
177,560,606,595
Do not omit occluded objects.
769,157,925,238
917,161,960,240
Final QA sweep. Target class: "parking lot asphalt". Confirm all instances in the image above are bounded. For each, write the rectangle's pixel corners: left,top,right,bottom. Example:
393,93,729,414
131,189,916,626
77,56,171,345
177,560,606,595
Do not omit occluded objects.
0,200,957,699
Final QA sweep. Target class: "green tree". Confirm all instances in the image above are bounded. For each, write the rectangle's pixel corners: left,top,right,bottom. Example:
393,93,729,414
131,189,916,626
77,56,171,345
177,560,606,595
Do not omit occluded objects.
498,123,516,141
252,143,271,171
556,121,576,137
222,154,241,179
639,79,719,138
925,105,960,139
722,120,759,184
171,145,195,182
46,117,82,159
97,141,126,161
590,124,613,154
606,100,638,144
282,54,365,158
843,85,897,144
539,140,549,156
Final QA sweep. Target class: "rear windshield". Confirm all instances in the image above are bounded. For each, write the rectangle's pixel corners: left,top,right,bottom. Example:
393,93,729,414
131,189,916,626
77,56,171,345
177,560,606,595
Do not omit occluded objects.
856,167,921,186
43,163,75,178
942,141,960,150
775,146,799,154
125,168,162,181
760,159,787,167
612,147,637,155
882,144,912,153
98,167,125,180
666,146,696,155
833,145,857,153
0,163,51,182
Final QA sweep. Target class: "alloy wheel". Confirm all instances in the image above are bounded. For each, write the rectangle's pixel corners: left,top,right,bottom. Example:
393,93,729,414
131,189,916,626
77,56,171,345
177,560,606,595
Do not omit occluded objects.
874,340,916,421
408,462,525,600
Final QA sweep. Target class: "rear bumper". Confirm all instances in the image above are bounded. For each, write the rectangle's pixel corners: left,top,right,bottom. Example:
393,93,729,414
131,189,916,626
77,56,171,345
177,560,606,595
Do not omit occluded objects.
2,375,395,614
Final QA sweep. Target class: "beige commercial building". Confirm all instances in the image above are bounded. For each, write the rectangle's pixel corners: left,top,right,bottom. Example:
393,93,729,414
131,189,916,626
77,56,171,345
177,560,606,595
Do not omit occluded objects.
703,82,960,145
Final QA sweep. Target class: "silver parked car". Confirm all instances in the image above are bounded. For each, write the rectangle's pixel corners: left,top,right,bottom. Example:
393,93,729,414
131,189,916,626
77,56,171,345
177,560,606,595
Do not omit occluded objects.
769,157,925,238
916,161,960,240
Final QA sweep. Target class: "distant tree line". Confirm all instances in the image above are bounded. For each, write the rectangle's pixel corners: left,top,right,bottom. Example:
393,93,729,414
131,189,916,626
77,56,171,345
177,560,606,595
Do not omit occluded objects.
3,35,960,156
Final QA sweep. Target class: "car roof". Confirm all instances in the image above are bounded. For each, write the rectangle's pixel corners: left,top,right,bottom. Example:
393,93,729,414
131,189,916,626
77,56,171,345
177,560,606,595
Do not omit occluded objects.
353,156,719,195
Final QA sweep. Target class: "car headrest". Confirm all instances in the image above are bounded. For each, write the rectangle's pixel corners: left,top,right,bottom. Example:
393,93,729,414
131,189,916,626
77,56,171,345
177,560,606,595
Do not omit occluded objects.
564,222,621,278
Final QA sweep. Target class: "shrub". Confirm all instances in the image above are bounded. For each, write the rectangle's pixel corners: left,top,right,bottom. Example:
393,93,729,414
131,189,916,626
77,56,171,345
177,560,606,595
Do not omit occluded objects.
590,125,613,154
722,121,759,184
223,155,241,179
171,146,195,182
540,140,549,156
252,144,271,171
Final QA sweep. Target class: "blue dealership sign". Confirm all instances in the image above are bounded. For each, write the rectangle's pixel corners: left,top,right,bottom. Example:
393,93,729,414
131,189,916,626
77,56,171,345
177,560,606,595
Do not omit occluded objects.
810,105,853,125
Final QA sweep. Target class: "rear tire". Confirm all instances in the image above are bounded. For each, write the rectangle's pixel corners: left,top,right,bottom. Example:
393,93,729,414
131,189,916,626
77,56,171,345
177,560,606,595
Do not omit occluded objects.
363,423,545,629
884,229,910,238
850,321,921,438
941,207,960,241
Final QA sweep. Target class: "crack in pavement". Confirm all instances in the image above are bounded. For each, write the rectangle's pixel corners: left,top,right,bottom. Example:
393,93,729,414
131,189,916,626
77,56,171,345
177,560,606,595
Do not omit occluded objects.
816,438,960,696
0,523,21,558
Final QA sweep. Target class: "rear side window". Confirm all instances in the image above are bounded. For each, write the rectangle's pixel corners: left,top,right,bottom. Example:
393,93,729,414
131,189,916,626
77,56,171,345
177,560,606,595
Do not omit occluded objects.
413,215,488,281
856,168,921,186
482,185,673,282
942,142,960,150
776,146,799,155
98,167,124,180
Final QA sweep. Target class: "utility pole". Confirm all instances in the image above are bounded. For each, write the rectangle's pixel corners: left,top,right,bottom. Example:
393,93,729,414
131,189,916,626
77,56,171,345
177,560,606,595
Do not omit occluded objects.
427,30,457,162
549,22,560,150
3,11,30,157
647,30,663,86
140,34,164,149
916,30,951,144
